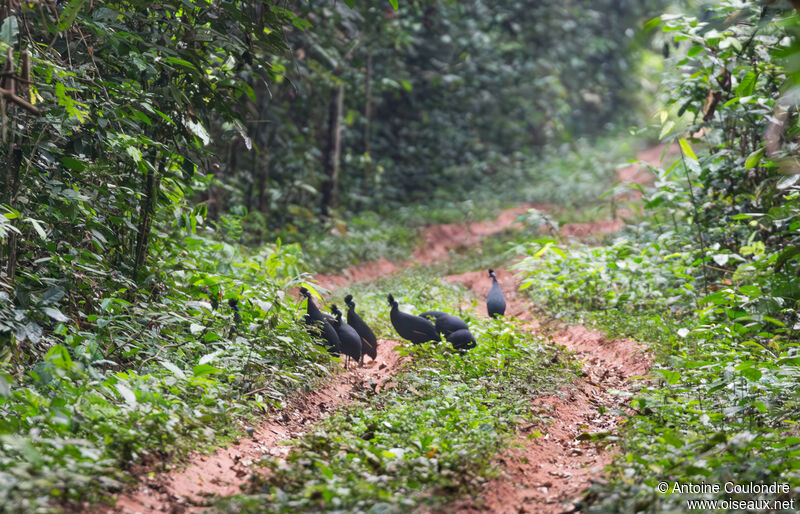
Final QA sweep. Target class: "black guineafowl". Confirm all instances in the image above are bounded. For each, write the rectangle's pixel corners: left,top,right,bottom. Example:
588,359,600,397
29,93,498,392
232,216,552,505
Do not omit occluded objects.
418,310,469,337
487,269,507,318
300,287,335,324
300,287,340,354
388,294,439,344
446,328,477,350
344,294,378,362
228,298,242,337
330,305,363,369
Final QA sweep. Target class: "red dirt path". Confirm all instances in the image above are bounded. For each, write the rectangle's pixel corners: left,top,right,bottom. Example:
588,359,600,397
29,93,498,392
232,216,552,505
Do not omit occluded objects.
442,269,651,513
314,204,536,289
110,142,672,513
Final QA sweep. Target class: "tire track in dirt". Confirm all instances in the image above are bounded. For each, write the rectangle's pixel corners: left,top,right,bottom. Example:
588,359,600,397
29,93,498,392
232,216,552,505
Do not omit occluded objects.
433,143,677,512
314,204,536,289
112,341,406,513
442,269,650,513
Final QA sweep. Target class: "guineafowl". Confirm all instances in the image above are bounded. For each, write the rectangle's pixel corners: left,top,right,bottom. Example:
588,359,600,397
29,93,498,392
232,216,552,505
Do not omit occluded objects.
344,294,378,362
446,328,476,350
487,269,506,318
228,298,242,337
300,287,340,354
330,305,363,369
387,294,439,344
418,310,469,337
299,287,336,324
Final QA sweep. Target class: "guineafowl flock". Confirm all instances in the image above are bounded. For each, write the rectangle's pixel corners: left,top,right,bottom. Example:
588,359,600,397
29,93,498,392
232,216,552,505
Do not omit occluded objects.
299,269,507,365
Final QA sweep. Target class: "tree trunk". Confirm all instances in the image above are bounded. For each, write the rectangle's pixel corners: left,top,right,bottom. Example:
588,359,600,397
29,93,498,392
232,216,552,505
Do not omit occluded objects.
364,52,372,157
321,83,345,216
256,149,270,213
3,106,22,281
133,158,164,282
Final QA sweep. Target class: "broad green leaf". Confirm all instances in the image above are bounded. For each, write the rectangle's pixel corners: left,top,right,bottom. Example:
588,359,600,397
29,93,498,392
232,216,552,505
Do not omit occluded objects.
125,146,142,163
735,71,757,98
186,119,211,146
198,350,223,365
686,45,704,57
24,218,47,239
61,157,86,171
57,0,87,31
0,16,18,45
45,344,72,369
160,360,187,379
43,307,69,322
744,147,764,169
643,16,661,32
115,382,138,408
192,364,221,376
678,138,697,161
659,120,675,140
41,286,66,305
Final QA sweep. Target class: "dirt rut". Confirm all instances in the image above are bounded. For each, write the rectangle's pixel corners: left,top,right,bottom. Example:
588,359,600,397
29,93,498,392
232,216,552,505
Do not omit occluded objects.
314,204,535,289
113,340,406,512
443,270,651,513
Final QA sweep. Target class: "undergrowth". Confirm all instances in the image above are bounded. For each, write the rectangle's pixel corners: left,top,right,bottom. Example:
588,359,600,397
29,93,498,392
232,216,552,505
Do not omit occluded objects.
0,232,338,511
515,228,800,512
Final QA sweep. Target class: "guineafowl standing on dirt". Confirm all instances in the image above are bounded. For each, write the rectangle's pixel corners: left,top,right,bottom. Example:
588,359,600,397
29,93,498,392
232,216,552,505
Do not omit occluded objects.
344,294,378,363
446,328,477,350
330,305,363,369
387,294,439,344
299,287,340,354
487,269,506,318
418,310,469,338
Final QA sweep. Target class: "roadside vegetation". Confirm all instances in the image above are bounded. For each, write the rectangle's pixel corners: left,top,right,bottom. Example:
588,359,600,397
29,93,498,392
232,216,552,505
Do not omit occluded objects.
515,3,800,510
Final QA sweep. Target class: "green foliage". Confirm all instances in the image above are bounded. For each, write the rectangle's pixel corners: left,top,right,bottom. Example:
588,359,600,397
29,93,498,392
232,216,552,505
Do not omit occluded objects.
513,4,800,510
211,0,664,233
518,233,800,511
0,233,337,509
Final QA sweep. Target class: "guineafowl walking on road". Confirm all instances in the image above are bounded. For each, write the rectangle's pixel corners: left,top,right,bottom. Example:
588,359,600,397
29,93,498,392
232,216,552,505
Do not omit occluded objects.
331,305,363,369
300,287,340,354
344,294,378,362
418,310,469,337
388,294,439,344
446,328,477,350
487,269,506,318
